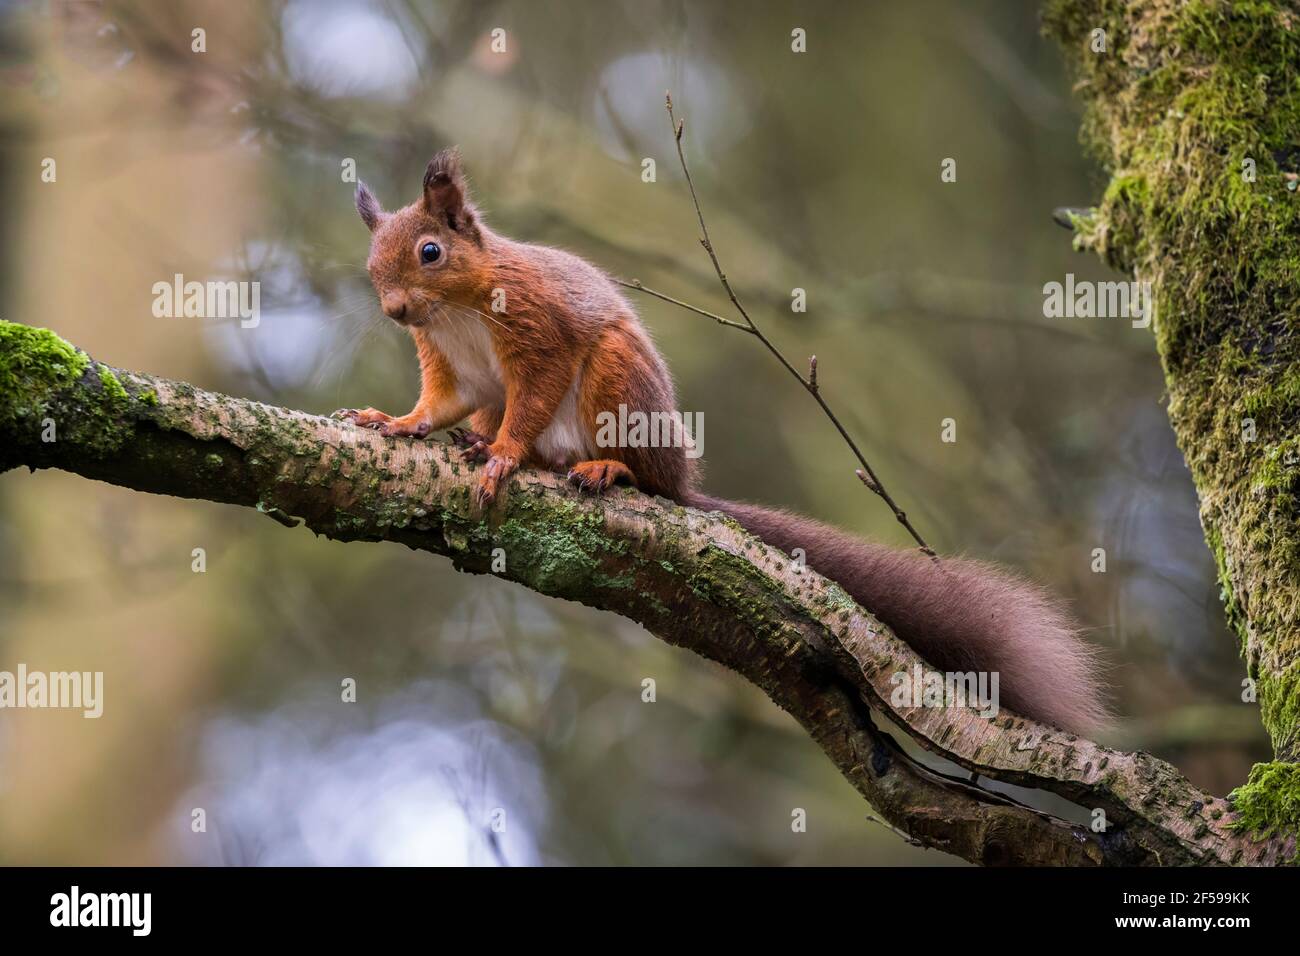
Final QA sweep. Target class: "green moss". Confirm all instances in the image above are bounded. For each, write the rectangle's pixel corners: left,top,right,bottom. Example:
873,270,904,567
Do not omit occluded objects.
1045,0,1300,759
0,320,144,460
1206,526,1249,655
1229,761,1300,849
1261,662,1300,755
0,320,89,426
593,570,636,590
96,364,128,403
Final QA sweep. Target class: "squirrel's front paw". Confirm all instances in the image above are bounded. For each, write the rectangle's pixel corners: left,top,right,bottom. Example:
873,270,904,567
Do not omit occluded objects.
380,415,433,439
332,407,392,430
475,455,518,507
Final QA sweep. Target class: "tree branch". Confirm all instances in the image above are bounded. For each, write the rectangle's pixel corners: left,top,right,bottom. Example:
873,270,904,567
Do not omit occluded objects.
1,319,1288,865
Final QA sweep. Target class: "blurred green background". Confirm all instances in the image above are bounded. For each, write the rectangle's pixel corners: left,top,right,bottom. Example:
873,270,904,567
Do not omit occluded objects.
0,0,1271,865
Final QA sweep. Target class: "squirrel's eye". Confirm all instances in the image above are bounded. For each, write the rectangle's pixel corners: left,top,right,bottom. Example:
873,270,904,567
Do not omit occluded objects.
420,242,442,264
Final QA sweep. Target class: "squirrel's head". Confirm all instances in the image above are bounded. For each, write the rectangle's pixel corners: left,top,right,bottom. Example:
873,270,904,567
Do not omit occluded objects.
356,147,491,327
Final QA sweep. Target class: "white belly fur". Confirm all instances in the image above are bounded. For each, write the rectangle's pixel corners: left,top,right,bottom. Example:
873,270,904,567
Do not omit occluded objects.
419,312,591,466
421,312,505,408
535,381,592,467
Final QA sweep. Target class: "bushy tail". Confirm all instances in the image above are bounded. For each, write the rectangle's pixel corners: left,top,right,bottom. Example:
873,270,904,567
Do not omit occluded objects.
684,492,1108,735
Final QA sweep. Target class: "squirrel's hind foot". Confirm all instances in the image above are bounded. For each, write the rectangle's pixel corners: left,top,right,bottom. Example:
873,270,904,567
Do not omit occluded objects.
568,460,637,495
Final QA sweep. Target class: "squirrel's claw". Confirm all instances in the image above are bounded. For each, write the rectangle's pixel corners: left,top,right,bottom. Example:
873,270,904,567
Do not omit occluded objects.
452,429,504,504
333,407,393,429
566,469,593,493
568,460,636,495
474,454,517,507
449,428,493,450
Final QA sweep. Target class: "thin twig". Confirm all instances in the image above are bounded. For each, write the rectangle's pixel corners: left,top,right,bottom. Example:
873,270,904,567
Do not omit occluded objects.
612,278,752,331
627,92,935,557
865,812,926,848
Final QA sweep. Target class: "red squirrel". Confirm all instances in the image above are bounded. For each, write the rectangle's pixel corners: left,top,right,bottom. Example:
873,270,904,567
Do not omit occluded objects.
339,148,1108,735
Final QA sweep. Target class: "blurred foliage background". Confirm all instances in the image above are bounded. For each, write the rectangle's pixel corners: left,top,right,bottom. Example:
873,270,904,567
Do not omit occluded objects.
0,0,1272,865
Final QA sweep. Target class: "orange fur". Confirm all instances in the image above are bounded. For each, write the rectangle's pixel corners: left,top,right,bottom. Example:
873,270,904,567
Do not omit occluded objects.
351,148,693,502
348,148,1109,733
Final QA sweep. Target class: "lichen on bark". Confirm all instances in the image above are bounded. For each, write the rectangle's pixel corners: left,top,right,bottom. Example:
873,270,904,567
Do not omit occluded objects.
1044,0,1300,788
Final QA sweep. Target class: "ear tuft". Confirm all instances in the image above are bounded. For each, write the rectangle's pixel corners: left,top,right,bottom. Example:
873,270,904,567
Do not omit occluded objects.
423,147,474,233
356,181,383,232
423,146,463,190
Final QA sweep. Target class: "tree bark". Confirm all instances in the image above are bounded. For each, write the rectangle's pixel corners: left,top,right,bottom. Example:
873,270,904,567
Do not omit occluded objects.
1044,0,1300,829
1,319,1291,865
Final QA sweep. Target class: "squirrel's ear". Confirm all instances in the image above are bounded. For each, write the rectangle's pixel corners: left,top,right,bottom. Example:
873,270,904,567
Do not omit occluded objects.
423,147,475,233
356,181,383,232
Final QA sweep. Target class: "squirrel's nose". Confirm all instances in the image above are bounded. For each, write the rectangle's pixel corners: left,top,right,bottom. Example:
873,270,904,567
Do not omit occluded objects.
381,293,408,321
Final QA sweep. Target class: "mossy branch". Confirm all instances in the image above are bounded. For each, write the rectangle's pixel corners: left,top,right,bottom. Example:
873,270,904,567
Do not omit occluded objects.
2,319,1291,864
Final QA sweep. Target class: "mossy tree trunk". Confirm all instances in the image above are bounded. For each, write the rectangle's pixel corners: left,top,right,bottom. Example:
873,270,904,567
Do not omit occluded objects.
1044,0,1300,822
